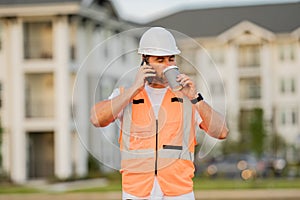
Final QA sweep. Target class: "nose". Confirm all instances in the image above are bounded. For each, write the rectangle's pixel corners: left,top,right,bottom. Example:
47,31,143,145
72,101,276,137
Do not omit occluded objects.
163,58,174,66
164,61,171,66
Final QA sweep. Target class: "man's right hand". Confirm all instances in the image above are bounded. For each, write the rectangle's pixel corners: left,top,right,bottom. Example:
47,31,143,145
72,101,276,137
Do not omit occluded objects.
90,63,155,127
131,63,156,94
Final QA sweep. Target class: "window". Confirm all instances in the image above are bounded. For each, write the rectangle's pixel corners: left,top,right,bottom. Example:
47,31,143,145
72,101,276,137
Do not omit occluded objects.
23,21,53,59
291,79,295,93
0,82,2,108
239,77,261,100
278,43,296,62
280,78,296,94
280,79,285,93
279,46,285,61
280,108,298,126
238,44,260,67
281,111,286,125
0,23,2,51
25,73,54,118
292,110,297,125
69,22,77,61
70,72,76,118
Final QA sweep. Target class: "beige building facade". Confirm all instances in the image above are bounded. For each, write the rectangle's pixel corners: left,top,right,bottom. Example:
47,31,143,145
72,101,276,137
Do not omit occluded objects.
0,0,137,183
178,20,300,160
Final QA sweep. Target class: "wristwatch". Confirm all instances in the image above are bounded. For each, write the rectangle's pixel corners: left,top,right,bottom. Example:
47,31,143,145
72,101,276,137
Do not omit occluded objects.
190,93,204,104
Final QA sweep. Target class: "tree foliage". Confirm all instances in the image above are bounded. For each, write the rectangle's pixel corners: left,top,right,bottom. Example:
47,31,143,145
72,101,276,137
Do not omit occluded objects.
0,119,2,168
249,108,265,157
222,108,266,157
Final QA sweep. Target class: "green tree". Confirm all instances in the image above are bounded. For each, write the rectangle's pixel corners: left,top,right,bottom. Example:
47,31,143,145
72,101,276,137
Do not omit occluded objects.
237,108,266,156
221,139,242,155
0,119,2,169
269,132,287,157
249,108,265,157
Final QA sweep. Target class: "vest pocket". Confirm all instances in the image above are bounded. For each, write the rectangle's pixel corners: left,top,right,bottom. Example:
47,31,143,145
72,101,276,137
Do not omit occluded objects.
163,145,183,150
171,97,183,103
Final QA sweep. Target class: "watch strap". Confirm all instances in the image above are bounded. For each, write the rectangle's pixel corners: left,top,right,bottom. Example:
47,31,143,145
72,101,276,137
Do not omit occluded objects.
190,93,203,104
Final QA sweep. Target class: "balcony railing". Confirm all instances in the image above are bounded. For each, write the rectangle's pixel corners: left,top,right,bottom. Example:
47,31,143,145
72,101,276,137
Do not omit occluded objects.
25,100,54,118
25,73,54,118
238,44,260,68
239,78,261,100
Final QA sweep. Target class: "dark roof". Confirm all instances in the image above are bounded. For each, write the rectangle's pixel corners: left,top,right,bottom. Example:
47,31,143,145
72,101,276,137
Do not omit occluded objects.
0,0,122,24
0,0,81,4
145,2,300,37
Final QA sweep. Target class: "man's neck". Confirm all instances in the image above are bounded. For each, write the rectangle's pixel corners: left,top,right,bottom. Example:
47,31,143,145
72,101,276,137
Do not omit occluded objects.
148,82,167,89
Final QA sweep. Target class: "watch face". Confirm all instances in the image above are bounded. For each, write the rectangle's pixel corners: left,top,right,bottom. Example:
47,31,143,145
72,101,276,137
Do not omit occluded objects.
197,93,204,101
191,93,203,104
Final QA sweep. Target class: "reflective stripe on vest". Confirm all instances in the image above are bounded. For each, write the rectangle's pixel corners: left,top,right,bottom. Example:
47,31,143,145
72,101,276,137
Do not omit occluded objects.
121,95,194,162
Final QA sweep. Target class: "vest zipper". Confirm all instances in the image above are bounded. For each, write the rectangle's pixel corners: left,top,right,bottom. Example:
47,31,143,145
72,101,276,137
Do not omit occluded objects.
155,119,158,175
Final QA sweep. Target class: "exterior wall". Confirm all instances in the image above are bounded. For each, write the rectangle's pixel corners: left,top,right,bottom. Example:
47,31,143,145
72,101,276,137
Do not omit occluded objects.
273,36,300,145
0,21,5,173
0,20,10,177
6,18,27,183
225,44,240,140
0,9,138,182
0,16,71,183
179,22,300,148
71,18,90,178
53,16,72,179
85,27,139,172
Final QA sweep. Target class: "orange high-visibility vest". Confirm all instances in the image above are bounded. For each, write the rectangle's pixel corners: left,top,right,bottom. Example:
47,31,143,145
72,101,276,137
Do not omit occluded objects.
120,88,197,197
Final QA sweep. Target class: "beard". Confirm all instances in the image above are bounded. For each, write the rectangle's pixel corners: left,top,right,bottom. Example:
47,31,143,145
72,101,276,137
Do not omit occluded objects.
148,73,168,87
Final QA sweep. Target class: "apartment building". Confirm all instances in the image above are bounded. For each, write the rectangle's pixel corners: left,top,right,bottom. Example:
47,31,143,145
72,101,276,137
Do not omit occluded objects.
147,2,300,160
195,21,299,144
0,0,138,183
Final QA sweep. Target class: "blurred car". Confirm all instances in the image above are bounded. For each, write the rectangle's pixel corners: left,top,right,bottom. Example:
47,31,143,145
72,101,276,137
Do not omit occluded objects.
203,153,258,180
257,155,287,177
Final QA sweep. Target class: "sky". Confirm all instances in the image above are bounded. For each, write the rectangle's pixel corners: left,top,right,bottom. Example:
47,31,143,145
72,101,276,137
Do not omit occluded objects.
111,0,300,24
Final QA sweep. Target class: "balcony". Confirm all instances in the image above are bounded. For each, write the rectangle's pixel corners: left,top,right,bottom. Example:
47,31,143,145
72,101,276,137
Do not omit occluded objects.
238,44,260,68
0,81,2,109
239,77,261,108
25,73,54,118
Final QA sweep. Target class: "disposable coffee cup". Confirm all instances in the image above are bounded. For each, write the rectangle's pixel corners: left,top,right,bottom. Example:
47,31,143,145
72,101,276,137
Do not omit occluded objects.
163,66,183,91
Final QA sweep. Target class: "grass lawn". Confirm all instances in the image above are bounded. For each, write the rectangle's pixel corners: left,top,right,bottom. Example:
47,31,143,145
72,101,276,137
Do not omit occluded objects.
1,177,300,194
193,177,300,190
0,183,41,194
71,177,300,193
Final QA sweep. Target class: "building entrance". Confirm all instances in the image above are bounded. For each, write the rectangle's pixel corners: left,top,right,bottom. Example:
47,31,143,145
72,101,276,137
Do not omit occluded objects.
28,131,54,178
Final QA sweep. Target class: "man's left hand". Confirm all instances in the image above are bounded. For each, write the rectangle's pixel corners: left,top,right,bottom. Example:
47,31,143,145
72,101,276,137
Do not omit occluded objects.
176,74,197,100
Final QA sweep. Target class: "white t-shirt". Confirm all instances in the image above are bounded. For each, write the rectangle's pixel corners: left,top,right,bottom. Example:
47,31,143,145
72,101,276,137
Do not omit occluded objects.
145,84,168,118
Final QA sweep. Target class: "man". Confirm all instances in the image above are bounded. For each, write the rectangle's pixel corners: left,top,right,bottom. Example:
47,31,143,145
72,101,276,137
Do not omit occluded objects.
90,27,229,200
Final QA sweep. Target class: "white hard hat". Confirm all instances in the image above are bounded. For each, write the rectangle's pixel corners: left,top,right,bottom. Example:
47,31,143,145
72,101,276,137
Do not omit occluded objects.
138,27,181,56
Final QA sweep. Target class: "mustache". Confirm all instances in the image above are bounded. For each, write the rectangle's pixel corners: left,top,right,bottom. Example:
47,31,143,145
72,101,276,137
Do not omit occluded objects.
151,73,167,84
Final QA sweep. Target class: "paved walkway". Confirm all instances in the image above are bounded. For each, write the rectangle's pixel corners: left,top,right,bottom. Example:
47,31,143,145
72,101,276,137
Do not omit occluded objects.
1,189,300,200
